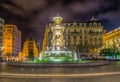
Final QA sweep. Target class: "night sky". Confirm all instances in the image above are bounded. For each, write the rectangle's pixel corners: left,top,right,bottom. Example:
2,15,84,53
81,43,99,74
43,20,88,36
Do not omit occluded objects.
0,0,120,43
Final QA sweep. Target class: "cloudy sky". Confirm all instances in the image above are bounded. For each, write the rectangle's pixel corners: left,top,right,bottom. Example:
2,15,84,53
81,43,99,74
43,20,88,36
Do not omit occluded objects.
0,0,120,43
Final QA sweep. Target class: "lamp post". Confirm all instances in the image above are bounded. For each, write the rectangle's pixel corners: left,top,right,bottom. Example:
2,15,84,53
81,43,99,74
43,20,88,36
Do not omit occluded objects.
37,41,42,60
37,41,41,53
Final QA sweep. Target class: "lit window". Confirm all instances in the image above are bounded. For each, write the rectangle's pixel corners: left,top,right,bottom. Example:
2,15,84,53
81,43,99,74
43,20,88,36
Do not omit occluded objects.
79,23,82,26
74,29,76,32
84,36,87,39
80,29,82,33
98,23,101,26
73,23,77,26
93,22,97,26
99,29,101,32
63,23,66,27
68,36,70,39
80,36,82,39
0,26,2,30
84,23,87,27
89,23,92,26
74,36,76,39
68,29,70,33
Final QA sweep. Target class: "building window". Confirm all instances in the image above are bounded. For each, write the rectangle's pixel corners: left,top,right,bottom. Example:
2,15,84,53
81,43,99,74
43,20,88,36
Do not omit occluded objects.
98,23,101,26
79,23,82,26
68,23,71,26
84,48,88,52
63,23,66,27
49,23,52,27
68,29,70,33
0,39,2,43
74,29,76,32
64,35,67,39
80,36,82,39
80,29,82,33
0,20,3,24
85,41,87,45
93,22,97,26
7,45,10,47
7,29,12,32
0,32,2,36
68,36,70,39
80,41,82,45
84,36,87,39
98,29,101,32
84,23,87,27
79,48,82,52
74,36,76,39
0,26,2,30
89,23,92,26
73,23,77,27
7,38,11,39
84,30,86,33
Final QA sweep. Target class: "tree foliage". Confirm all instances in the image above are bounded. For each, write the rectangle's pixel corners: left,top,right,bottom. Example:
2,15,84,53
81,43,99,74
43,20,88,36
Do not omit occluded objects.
100,47,120,60
28,50,34,61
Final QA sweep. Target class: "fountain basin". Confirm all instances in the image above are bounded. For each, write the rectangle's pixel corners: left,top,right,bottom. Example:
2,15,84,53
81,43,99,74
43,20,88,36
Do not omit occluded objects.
42,50,74,62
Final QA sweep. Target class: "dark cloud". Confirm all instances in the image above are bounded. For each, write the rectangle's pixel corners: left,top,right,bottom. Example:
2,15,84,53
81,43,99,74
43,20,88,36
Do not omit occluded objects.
0,0,120,43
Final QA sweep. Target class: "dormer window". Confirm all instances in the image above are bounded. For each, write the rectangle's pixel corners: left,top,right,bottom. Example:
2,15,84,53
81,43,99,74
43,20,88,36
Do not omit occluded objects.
79,23,82,26
93,22,97,26
98,23,101,26
84,23,87,27
73,23,77,27
89,23,92,26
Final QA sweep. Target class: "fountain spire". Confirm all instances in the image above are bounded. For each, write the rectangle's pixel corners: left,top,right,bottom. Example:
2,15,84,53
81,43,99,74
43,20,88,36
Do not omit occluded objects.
51,13,64,50
53,13,63,25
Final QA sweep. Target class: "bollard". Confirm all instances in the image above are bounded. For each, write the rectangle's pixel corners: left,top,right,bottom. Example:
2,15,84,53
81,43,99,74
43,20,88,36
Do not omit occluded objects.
45,68,48,72
66,68,70,72
20,68,24,71
89,67,93,71
31,68,34,72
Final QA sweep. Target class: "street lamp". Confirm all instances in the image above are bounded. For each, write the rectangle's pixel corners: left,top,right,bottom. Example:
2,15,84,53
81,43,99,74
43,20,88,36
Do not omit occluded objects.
37,41,41,52
37,41,42,60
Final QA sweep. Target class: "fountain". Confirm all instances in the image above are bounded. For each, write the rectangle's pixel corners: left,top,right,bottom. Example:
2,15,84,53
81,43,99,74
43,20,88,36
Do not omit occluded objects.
42,13,75,62
7,13,111,67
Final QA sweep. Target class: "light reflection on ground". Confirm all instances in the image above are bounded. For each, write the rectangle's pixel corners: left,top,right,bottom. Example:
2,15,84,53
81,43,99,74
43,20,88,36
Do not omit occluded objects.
0,61,120,82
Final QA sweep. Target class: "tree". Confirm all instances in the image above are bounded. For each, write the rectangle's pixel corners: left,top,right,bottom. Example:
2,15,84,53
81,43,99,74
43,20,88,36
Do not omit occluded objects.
100,48,112,56
28,50,34,61
100,47,120,60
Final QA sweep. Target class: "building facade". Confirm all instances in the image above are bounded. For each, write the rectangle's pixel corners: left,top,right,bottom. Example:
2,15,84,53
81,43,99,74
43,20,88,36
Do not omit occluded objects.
3,24,21,60
19,37,38,60
42,16,103,58
0,18,4,60
103,27,120,49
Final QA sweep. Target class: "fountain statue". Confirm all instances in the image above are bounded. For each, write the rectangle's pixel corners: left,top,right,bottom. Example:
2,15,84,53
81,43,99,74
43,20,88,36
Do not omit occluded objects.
51,13,65,50
42,13,75,62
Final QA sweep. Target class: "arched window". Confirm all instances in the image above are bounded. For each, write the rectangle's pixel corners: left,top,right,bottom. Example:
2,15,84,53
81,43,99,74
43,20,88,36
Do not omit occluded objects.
89,23,92,26
63,23,66,27
80,29,82,33
84,36,87,39
84,23,87,27
98,23,101,26
73,23,77,27
84,30,86,33
79,23,82,26
93,22,97,26
68,29,70,33
80,36,82,39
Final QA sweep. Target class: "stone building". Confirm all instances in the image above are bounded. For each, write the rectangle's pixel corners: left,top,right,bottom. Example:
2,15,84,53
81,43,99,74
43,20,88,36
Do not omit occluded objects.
42,16,103,58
